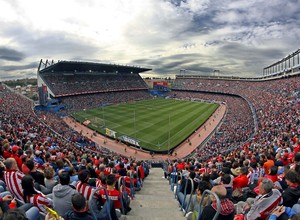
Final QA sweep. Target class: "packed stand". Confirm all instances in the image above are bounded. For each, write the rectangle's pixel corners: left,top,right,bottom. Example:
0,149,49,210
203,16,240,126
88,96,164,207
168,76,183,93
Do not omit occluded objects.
42,73,148,97
164,75,300,219
169,91,254,160
164,145,300,220
172,75,300,160
60,90,151,114
0,84,150,219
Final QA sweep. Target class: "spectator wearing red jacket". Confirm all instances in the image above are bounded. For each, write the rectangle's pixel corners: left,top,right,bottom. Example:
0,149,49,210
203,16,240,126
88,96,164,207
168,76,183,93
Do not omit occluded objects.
100,174,131,213
11,146,22,170
2,143,11,159
264,166,279,183
233,167,249,190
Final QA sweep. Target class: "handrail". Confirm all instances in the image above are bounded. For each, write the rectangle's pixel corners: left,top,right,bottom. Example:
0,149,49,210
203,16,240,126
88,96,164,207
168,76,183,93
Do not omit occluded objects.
182,177,194,215
118,176,126,215
197,190,220,220
170,166,177,192
88,187,112,220
174,171,183,199
129,173,135,199
118,176,129,215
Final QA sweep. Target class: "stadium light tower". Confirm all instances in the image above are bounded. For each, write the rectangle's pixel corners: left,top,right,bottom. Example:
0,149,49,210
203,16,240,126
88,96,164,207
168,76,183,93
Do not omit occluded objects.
179,69,186,75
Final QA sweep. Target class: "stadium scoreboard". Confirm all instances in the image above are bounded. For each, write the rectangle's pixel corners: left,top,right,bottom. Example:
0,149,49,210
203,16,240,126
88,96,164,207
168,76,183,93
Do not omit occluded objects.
153,81,169,91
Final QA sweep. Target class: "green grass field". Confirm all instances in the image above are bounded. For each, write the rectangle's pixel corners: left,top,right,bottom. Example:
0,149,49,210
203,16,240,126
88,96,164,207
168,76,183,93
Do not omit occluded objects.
72,98,218,152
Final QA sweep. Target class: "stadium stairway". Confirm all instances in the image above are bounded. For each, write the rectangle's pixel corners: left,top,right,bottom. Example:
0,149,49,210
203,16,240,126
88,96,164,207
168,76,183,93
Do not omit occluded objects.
121,168,186,220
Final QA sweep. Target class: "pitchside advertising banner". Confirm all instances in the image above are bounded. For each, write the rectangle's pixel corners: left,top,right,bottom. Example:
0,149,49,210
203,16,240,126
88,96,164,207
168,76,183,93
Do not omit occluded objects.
119,135,140,147
105,128,116,138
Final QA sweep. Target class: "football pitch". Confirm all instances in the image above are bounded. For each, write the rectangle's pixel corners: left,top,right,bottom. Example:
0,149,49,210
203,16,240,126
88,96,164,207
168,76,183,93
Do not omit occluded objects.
71,98,219,152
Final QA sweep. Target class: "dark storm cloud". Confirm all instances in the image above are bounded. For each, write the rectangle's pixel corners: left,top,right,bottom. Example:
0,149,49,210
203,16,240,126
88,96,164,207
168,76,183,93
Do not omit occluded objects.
0,47,25,61
131,52,214,74
131,53,200,68
164,53,206,61
218,43,285,62
216,42,286,74
0,62,37,71
131,58,161,66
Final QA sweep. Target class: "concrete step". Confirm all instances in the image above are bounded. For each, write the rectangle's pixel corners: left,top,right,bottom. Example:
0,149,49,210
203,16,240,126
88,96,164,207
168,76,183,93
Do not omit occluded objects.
122,208,186,220
131,197,179,208
122,168,186,220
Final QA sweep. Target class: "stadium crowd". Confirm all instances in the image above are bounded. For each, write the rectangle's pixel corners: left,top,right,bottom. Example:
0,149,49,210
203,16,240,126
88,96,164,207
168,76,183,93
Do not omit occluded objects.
42,73,147,96
164,75,300,219
1,66,300,220
0,84,150,219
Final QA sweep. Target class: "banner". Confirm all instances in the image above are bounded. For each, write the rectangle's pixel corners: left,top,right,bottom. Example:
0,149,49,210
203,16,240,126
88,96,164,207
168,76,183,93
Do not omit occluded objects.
119,135,140,147
105,128,116,138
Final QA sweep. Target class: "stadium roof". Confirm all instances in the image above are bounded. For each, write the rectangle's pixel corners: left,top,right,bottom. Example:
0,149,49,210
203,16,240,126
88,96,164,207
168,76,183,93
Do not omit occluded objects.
38,60,152,74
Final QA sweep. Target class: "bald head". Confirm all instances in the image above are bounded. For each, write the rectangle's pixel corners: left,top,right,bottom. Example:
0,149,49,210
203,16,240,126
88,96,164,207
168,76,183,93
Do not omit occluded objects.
211,185,227,199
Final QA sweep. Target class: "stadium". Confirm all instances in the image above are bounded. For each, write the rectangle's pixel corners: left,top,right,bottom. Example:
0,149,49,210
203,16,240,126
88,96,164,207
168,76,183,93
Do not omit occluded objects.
36,60,223,157
0,48,300,219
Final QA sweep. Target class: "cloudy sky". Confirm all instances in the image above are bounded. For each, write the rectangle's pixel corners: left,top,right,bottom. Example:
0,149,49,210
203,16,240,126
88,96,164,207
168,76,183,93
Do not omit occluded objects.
0,0,300,80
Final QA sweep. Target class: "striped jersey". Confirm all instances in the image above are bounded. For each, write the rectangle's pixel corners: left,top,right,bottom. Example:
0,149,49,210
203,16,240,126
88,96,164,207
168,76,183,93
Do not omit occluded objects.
4,169,25,201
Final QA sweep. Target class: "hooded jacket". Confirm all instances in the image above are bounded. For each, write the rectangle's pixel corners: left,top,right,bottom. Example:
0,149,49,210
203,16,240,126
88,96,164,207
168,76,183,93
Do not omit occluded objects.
53,184,77,216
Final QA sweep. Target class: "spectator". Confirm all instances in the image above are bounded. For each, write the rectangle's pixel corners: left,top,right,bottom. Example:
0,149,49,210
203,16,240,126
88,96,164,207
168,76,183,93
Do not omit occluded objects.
63,193,96,220
220,174,233,201
282,170,300,208
26,159,45,186
3,208,36,220
231,161,241,177
63,193,118,220
264,166,279,183
200,185,235,220
3,158,25,201
44,166,58,191
236,178,282,220
76,169,96,201
68,167,79,184
21,155,30,175
213,167,234,186
118,162,127,176
268,205,298,220
232,166,248,190
185,181,211,220
53,171,77,216
21,175,53,214
33,150,44,166
10,146,22,170
247,161,260,186
100,174,131,214
177,171,198,207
